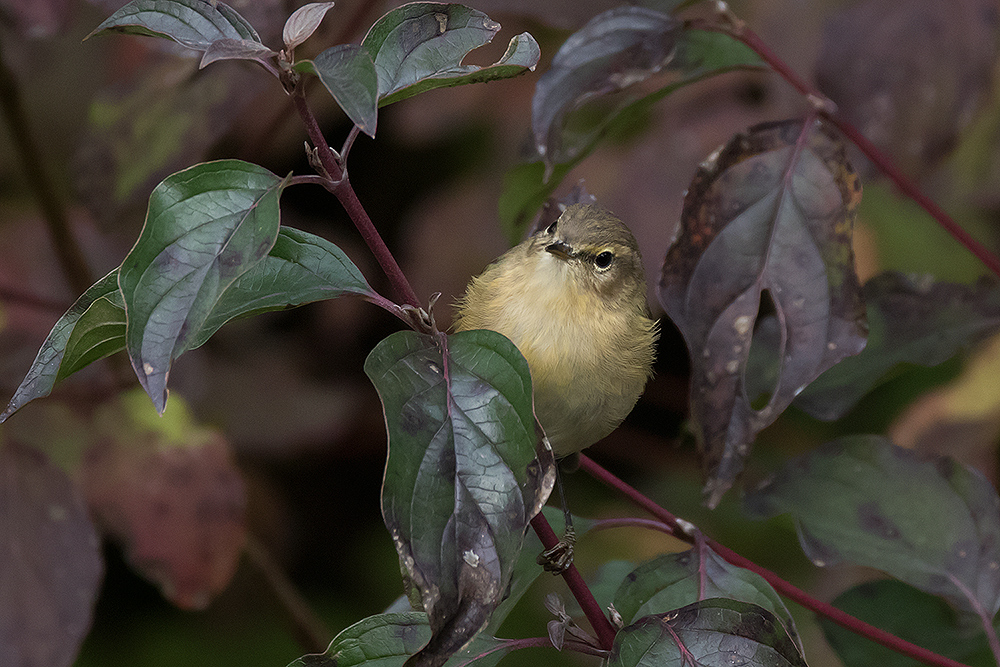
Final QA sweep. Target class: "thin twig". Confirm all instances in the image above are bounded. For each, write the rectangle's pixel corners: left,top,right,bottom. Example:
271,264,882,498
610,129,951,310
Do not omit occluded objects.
578,455,973,667
244,532,331,654
290,85,421,308
0,34,94,295
529,513,618,651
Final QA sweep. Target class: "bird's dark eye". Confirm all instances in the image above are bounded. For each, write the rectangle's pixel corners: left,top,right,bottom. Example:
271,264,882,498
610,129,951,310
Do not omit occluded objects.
545,220,558,234
594,250,614,270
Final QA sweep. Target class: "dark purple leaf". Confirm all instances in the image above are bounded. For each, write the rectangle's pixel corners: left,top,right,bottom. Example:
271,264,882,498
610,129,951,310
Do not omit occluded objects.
815,0,998,179
746,436,1000,620
0,441,102,667
532,6,679,170
659,118,867,506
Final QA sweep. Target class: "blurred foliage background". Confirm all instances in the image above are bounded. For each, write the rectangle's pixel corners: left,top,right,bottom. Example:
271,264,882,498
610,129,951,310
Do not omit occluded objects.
2,0,1000,665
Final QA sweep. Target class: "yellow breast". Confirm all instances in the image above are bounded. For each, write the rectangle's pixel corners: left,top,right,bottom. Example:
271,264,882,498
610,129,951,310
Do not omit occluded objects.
454,248,656,456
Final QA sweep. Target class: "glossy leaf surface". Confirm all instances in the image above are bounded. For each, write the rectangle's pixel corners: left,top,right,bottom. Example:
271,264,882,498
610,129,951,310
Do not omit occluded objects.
1,270,123,422
187,225,374,349
362,4,539,107
659,118,867,506
87,0,260,51
794,272,1000,420
609,599,807,667
822,580,996,667
199,38,276,69
365,329,551,667
612,546,800,651
532,6,679,167
746,436,1000,619
289,612,508,667
296,45,380,137
119,160,285,413
0,441,102,667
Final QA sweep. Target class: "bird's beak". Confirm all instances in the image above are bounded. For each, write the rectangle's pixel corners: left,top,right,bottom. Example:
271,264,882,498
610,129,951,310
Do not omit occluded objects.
545,241,573,260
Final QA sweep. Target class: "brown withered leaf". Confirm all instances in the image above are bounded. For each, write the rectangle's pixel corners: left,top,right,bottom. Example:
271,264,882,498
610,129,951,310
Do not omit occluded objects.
659,118,867,507
0,440,103,667
816,0,999,179
82,390,246,610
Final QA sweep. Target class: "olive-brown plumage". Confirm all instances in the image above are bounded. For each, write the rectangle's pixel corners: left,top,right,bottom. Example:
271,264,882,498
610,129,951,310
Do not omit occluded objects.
453,204,658,456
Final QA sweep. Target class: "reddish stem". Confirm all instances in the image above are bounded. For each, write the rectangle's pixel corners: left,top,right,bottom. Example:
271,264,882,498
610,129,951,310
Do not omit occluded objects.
692,20,1000,280
578,455,972,667
529,513,618,651
290,86,421,309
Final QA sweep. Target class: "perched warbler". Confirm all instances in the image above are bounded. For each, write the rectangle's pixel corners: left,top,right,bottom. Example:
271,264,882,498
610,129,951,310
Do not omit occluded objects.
454,204,659,457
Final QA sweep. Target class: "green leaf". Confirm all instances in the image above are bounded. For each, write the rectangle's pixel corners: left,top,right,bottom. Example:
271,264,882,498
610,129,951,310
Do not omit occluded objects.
364,329,552,667
609,599,807,667
1,271,124,423
659,118,867,507
362,4,539,107
288,613,510,667
612,546,801,652
794,272,1000,420
296,45,380,137
821,580,996,667
87,0,260,52
119,159,286,413
187,226,374,349
745,436,1000,620
500,28,763,242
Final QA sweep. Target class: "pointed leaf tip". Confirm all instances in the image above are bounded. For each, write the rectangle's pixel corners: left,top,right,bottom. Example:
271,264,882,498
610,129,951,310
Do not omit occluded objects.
659,117,866,505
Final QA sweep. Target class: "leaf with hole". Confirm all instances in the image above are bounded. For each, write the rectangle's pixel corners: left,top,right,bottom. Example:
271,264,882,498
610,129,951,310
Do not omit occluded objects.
745,436,1000,621
658,118,867,507
362,3,539,107
612,545,801,652
119,159,286,413
609,598,807,667
0,441,103,667
87,0,260,52
296,45,380,137
365,329,552,667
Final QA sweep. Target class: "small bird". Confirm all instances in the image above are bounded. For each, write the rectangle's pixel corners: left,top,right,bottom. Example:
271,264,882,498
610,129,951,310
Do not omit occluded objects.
453,203,658,458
